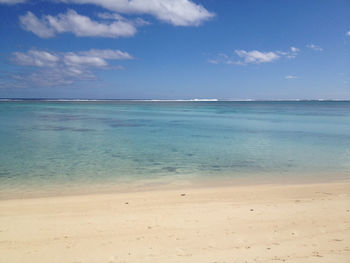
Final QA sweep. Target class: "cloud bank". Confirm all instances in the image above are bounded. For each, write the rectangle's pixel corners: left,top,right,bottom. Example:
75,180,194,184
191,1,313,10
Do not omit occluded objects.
208,46,300,65
235,50,279,64
0,0,26,4
18,0,214,38
285,75,298,79
19,10,137,38
9,49,133,88
60,0,215,26
306,44,323,51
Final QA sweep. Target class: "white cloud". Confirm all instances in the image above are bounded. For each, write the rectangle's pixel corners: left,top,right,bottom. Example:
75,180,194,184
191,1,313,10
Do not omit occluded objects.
347,31,350,36
306,44,323,51
61,0,214,26
12,50,59,67
235,50,280,64
97,12,125,20
209,46,299,65
19,10,137,38
9,49,133,88
63,49,133,68
97,12,151,26
63,53,108,67
290,46,299,53
21,67,96,87
207,59,218,64
285,46,300,59
0,0,26,4
285,75,298,79
80,49,133,60
19,12,56,38
13,49,133,68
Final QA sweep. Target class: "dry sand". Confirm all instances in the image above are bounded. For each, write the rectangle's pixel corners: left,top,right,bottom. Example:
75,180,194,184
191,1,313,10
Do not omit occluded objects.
0,181,350,263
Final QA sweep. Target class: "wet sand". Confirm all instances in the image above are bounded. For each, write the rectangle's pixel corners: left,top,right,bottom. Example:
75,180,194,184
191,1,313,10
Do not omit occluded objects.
0,181,350,262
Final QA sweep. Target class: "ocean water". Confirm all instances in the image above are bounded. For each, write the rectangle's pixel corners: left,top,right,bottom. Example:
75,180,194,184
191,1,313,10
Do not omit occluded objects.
1,101,350,197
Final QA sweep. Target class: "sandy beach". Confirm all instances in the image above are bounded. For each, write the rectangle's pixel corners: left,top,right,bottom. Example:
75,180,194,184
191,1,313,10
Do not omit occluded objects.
0,181,349,263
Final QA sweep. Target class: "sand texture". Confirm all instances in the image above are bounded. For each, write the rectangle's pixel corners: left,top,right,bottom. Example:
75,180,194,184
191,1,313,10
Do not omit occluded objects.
1,182,350,263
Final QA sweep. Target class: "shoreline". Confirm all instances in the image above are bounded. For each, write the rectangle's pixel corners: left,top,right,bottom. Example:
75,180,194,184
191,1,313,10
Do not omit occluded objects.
1,180,349,262
1,172,349,200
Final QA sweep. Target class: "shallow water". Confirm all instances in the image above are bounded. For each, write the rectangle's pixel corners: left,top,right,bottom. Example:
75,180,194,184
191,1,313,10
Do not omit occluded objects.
1,101,350,197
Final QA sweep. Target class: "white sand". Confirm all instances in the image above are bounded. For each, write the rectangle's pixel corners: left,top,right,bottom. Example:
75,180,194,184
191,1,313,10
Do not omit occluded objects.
0,182,350,262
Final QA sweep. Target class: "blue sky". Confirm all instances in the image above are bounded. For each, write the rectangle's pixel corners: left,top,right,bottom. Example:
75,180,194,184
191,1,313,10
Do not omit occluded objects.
0,0,349,99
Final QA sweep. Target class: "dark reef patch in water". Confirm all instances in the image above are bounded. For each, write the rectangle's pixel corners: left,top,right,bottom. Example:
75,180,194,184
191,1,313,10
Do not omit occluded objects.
169,120,185,123
191,134,211,138
162,166,177,172
38,113,110,122
109,122,144,128
0,171,11,178
37,125,95,132
198,160,262,172
107,118,150,128
211,165,221,170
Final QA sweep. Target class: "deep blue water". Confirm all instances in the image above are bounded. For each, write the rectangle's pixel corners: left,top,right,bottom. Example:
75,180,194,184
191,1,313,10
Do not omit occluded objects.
1,101,350,196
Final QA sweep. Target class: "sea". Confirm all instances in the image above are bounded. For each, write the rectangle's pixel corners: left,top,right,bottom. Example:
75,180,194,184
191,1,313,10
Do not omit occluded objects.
1,100,350,198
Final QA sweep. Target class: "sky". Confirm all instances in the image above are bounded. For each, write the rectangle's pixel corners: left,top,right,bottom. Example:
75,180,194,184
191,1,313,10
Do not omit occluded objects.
0,0,349,100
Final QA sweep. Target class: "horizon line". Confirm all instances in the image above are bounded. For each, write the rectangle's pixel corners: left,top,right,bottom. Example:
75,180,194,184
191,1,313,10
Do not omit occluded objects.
1,98,350,102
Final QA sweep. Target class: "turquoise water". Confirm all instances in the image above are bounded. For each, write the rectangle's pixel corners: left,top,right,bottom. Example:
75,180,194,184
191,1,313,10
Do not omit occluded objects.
1,101,350,197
